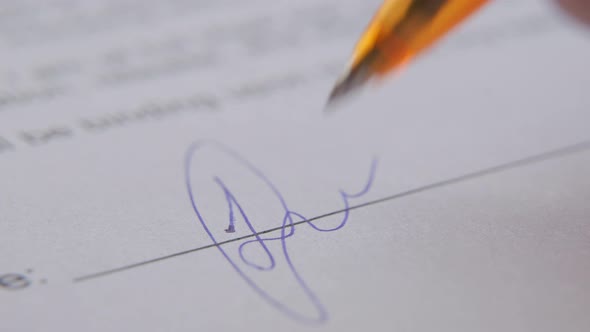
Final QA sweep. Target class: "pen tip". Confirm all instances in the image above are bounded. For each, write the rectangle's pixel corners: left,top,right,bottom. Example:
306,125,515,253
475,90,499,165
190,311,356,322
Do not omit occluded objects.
324,65,371,113
323,85,347,113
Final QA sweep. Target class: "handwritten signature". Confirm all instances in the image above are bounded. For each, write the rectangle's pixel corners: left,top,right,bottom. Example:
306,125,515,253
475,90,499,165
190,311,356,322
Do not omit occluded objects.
184,141,377,324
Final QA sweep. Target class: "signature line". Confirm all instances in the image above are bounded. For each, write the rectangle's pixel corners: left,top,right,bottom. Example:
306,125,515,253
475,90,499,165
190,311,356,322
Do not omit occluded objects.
73,139,590,283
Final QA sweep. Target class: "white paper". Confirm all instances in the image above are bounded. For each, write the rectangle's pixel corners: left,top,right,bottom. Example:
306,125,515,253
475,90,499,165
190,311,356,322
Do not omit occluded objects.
1,0,590,331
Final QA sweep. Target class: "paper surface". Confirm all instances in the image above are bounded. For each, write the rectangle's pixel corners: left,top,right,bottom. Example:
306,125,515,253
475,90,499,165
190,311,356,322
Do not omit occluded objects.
1,0,590,331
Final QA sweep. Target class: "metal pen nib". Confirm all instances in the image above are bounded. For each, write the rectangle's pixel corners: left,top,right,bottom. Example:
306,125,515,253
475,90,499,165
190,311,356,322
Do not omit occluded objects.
325,59,373,111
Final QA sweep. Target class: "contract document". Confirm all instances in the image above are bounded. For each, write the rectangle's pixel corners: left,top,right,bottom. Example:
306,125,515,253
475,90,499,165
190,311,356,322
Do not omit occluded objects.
1,0,589,331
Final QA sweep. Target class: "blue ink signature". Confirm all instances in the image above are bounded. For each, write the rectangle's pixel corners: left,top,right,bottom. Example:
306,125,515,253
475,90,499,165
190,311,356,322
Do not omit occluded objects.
184,140,377,324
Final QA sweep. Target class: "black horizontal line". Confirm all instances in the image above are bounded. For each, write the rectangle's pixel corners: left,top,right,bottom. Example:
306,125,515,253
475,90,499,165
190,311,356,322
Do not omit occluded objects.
73,139,590,283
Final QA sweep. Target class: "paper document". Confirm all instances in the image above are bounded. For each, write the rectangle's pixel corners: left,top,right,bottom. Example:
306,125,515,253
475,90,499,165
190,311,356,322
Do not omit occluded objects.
1,0,589,331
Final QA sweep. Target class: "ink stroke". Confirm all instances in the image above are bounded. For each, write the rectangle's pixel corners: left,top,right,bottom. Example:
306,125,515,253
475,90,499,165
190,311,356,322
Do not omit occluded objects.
184,140,378,325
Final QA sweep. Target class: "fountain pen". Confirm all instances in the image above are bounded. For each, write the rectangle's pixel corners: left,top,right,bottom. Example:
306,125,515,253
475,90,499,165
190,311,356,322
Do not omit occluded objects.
326,0,489,108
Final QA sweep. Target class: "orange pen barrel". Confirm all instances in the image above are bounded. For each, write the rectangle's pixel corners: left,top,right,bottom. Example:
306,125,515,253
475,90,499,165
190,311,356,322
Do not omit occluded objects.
355,0,490,78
